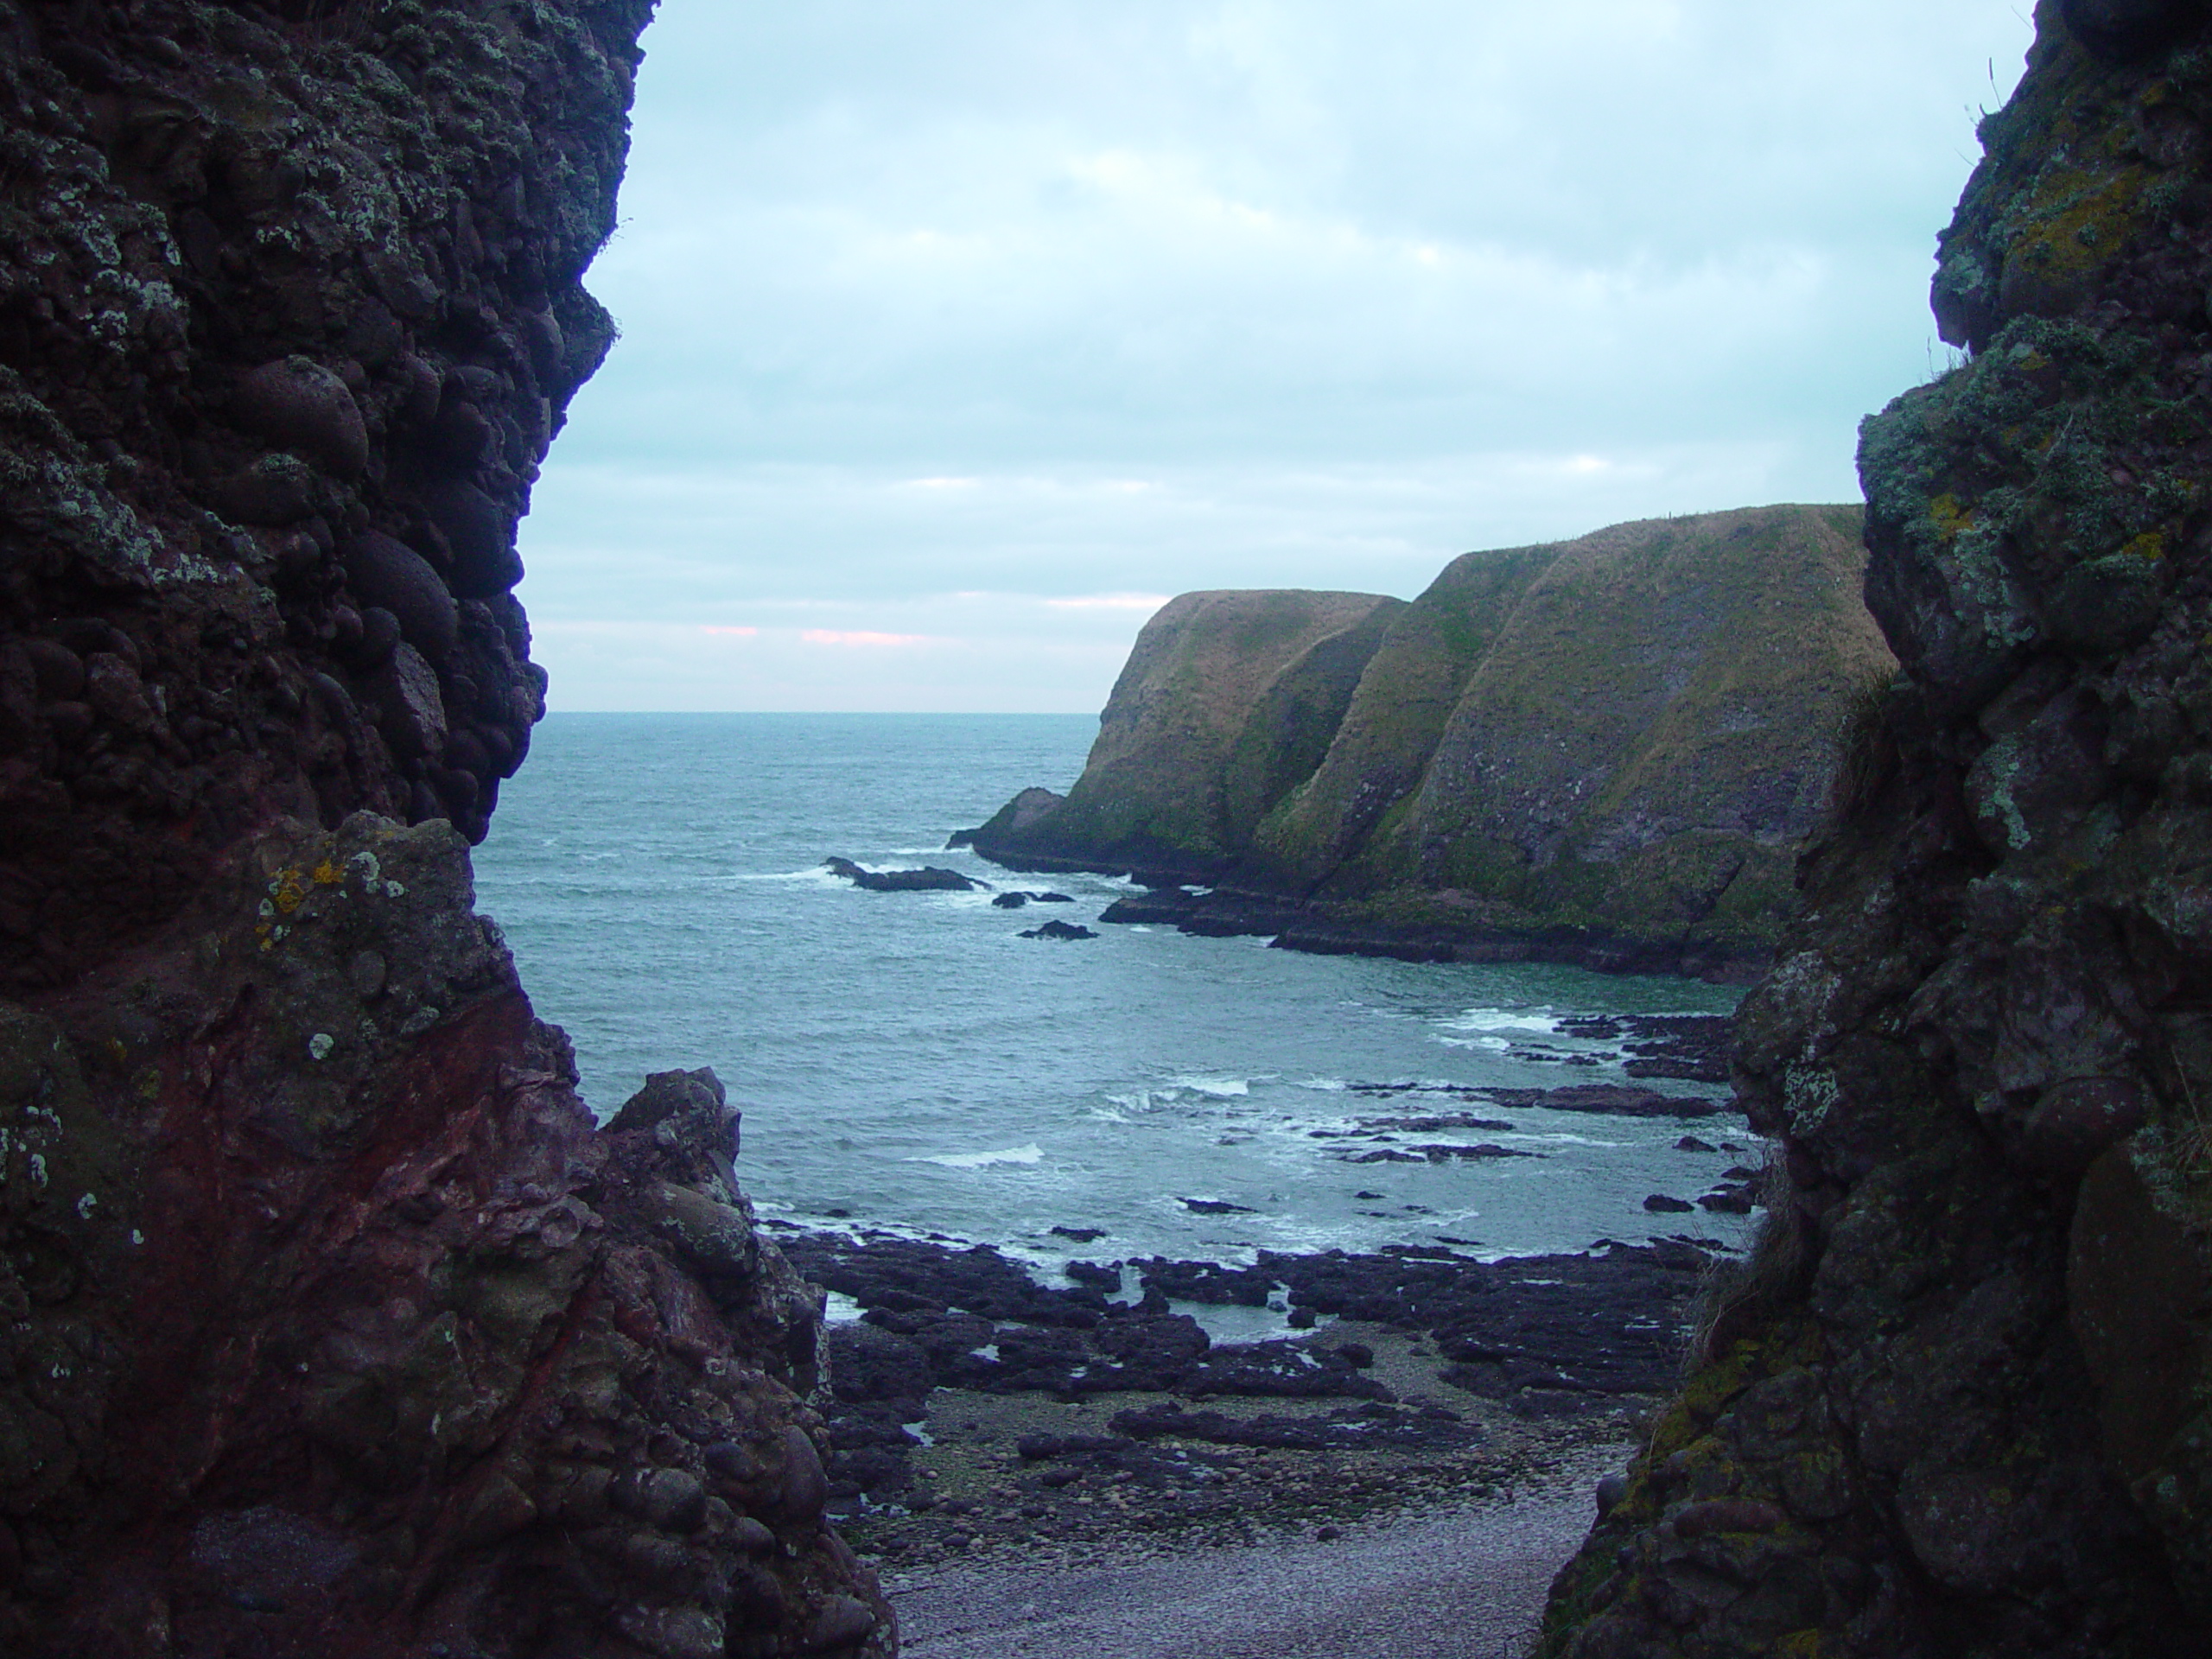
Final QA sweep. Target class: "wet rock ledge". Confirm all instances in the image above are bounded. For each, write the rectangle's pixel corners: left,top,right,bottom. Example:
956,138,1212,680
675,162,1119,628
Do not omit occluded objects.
770,1225,1727,1569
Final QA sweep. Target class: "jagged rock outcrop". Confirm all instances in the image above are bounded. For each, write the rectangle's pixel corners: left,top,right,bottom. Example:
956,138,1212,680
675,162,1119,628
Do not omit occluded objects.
3,817,889,1656
0,3,893,1654
970,506,1892,978
1538,4,2212,1654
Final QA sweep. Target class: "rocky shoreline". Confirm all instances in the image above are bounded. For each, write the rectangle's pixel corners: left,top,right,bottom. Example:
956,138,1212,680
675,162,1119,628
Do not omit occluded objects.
1090,885,1779,984
760,1213,1737,1578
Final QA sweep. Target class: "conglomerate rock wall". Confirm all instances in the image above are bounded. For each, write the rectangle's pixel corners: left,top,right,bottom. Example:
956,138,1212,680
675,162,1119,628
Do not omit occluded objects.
0,0,632,994
1539,3,2212,1654
0,3,893,1655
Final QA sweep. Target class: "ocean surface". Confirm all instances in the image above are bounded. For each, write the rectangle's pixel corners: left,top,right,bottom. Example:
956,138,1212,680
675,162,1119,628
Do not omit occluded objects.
472,714,1751,1274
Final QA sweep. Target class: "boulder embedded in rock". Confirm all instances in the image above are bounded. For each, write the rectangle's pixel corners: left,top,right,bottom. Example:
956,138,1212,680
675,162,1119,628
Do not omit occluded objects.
362,641,447,762
233,356,371,480
342,531,459,662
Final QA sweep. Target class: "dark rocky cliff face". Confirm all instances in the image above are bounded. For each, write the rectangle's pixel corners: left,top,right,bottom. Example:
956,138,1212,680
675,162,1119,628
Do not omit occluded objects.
971,505,1892,979
0,0,632,994
0,3,891,1655
1538,3,2212,1654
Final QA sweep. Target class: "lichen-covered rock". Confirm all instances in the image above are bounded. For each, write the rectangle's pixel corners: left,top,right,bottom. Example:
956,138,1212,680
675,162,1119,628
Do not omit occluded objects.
0,0,645,994
1538,5,2212,1653
0,816,890,1657
972,505,1892,977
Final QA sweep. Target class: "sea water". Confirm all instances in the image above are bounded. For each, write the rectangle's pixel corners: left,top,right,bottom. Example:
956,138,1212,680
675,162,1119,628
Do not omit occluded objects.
472,714,1751,1270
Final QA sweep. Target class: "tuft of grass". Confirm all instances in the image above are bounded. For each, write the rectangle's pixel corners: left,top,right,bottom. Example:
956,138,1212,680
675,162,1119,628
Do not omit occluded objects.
287,0,378,48
2174,1069,2212,1176
1684,1147,1807,1373
1825,670,1902,828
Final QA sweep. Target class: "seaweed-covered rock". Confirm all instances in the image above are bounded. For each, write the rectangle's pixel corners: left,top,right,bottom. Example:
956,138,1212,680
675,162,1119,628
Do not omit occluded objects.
1539,8,2212,1654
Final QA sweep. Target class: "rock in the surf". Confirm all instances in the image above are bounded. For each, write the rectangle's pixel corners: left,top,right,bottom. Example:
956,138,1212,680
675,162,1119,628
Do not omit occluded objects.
1020,918,1098,939
824,855,981,892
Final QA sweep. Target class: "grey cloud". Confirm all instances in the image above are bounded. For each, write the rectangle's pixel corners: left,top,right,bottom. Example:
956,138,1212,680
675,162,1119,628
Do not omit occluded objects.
524,0,2033,709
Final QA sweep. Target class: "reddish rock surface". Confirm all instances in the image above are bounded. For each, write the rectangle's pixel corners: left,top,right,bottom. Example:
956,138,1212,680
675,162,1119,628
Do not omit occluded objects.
7,817,891,1656
0,3,893,1654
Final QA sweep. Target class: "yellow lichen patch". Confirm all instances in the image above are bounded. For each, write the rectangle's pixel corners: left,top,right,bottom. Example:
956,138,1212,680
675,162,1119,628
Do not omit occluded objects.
1929,493,1974,542
270,868,308,915
1777,1631,1825,1658
2009,163,2147,283
2120,531,2166,563
311,858,341,886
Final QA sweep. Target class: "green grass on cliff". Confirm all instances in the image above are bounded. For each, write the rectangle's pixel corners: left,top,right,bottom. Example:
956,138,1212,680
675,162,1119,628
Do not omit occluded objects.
990,504,1892,960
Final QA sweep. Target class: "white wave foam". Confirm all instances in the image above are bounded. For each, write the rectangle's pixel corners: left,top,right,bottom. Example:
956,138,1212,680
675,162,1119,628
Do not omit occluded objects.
912,1143,1045,1169
1168,1074,1249,1097
1297,1077,1348,1092
1440,1007,1564,1035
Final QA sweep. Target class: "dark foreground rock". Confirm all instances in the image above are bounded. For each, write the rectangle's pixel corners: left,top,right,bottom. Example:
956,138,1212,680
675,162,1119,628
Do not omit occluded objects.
2,817,889,1657
0,7,894,1651
0,0,653,995
1540,10,2212,1656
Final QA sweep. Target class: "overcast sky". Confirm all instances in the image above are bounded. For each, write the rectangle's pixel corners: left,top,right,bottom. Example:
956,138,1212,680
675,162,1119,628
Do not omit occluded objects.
516,0,2036,713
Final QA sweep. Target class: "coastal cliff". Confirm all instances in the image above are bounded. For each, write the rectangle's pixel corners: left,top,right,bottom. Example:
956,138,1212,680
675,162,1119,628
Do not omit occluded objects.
0,4,888,1656
970,505,1893,978
1539,3,2212,1653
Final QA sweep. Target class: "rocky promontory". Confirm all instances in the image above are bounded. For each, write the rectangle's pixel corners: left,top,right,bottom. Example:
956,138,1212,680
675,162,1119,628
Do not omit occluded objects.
968,506,1894,980
1541,3,2212,1653
0,4,888,1655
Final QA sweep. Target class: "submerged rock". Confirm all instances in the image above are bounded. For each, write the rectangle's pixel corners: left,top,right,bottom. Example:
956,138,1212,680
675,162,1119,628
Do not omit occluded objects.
1020,918,1098,939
